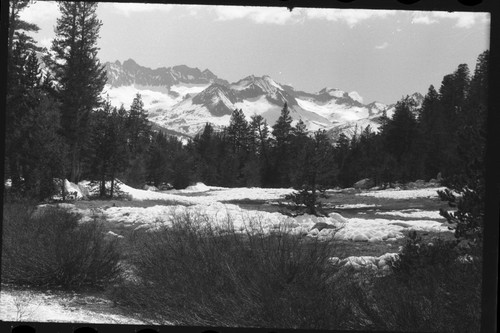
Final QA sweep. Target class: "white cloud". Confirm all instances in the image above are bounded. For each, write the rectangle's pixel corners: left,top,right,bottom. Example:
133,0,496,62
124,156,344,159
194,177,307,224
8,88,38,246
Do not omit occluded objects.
410,11,490,28
410,12,437,25
433,11,490,28
207,6,397,26
18,1,59,23
109,3,174,17
303,8,396,28
375,42,389,50
212,6,299,25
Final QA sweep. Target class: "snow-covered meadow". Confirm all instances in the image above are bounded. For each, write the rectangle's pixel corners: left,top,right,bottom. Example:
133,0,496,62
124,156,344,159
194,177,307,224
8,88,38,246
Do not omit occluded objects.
49,179,451,245
2,180,455,324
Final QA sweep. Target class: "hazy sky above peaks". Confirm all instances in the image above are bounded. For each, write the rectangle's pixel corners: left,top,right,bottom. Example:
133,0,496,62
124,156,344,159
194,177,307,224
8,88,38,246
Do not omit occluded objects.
20,2,490,104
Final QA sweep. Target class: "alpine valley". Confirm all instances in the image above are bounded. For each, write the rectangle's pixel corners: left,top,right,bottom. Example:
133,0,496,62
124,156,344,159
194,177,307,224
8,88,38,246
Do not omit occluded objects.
103,59,424,139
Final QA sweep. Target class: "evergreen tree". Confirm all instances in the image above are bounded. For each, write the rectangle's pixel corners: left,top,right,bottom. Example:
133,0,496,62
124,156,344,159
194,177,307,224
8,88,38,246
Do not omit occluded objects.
45,1,107,182
5,5,67,200
286,129,336,216
272,102,293,149
124,94,151,187
271,103,294,187
146,132,170,187
8,0,42,56
333,133,351,187
191,123,220,184
249,115,271,186
86,101,128,197
438,64,471,178
381,96,418,181
438,51,489,259
415,85,444,180
226,109,250,154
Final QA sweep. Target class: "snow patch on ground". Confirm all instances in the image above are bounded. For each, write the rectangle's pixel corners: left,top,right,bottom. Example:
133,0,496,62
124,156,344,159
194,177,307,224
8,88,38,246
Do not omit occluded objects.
47,182,451,243
376,209,444,219
0,288,149,324
96,201,450,242
335,203,379,209
182,182,212,192
357,187,446,199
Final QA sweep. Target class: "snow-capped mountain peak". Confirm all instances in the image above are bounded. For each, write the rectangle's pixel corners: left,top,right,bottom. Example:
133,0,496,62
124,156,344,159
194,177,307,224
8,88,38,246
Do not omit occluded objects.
348,91,363,104
318,87,345,98
103,59,409,139
192,83,237,117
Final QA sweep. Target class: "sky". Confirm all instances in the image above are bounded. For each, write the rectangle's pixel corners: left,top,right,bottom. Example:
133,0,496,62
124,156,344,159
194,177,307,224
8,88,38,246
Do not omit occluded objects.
19,2,490,104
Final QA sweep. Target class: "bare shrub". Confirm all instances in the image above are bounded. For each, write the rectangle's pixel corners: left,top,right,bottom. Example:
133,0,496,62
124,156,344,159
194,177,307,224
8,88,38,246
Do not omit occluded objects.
111,210,353,328
337,231,482,332
12,291,40,321
2,202,122,289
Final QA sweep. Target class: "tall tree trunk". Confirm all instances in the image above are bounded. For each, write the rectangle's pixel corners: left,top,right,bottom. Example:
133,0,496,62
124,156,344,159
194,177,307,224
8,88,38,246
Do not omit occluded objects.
110,175,115,199
100,168,106,198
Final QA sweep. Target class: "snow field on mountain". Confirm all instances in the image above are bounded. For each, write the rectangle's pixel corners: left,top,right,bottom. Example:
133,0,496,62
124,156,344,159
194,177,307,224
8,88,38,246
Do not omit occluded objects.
296,97,370,122
169,82,211,96
104,84,177,111
152,98,232,135
348,91,363,103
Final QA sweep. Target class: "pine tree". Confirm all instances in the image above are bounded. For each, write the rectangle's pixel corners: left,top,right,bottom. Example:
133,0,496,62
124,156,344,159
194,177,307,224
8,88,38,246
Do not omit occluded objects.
249,115,271,186
271,103,294,187
191,123,219,184
146,131,170,187
272,102,293,149
127,93,150,153
6,1,43,192
438,51,489,255
381,96,418,181
86,101,128,197
286,129,336,216
124,94,151,187
417,85,443,180
438,64,471,179
8,0,42,56
226,109,250,154
45,1,107,182
6,5,67,200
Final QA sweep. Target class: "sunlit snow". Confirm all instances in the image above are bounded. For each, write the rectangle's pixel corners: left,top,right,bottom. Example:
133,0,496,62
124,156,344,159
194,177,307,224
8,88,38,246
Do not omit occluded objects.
357,187,446,199
53,180,451,244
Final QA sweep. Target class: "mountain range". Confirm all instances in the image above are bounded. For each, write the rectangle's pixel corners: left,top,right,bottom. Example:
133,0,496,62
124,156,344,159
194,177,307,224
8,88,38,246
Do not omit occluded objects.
103,59,424,139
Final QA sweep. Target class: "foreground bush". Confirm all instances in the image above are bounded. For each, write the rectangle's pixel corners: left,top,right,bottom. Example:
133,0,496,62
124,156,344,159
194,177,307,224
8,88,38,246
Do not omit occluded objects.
2,202,121,289
111,211,353,328
341,231,482,332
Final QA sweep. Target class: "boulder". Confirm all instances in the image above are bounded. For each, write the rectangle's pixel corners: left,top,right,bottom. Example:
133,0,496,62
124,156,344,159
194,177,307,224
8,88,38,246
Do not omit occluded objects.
329,212,348,224
143,185,159,191
158,182,173,191
436,172,443,182
77,183,91,198
353,178,375,189
311,222,334,232
352,233,369,242
328,257,340,265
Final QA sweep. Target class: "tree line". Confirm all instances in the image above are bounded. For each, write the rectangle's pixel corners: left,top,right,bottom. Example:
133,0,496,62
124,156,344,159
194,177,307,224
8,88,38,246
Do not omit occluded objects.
4,1,489,202
186,49,488,192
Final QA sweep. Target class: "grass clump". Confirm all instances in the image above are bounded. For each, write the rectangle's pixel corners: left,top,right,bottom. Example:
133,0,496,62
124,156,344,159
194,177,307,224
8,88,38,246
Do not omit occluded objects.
111,210,353,328
2,201,122,289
